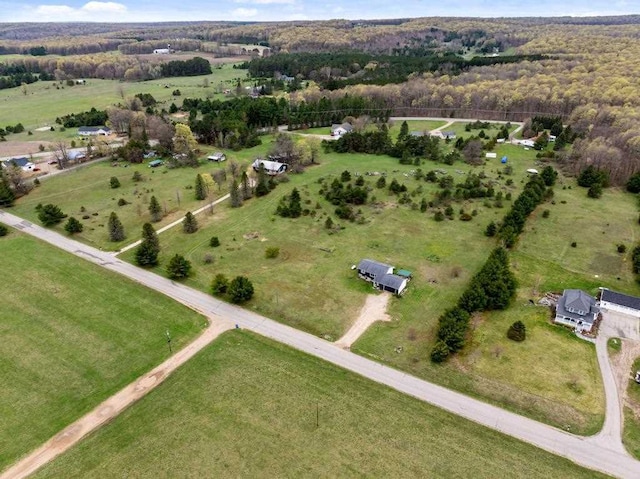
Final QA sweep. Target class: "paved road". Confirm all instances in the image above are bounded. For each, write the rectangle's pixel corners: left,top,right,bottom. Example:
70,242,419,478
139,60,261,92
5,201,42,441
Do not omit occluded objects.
0,320,233,479
2,209,640,478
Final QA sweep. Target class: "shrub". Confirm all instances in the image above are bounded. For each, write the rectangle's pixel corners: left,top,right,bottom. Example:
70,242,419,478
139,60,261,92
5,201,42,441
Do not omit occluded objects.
618,244,627,254
587,183,603,199
340,170,351,182
430,340,450,363
210,274,229,295
485,221,497,237
542,209,550,218
117,198,128,206
203,253,214,264
132,171,143,182
434,211,445,222
64,217,83,234
265,246,280,259
0,224,8,236
210,236,220,247
507,321,526,341
110,176,121,189
571,241,577,248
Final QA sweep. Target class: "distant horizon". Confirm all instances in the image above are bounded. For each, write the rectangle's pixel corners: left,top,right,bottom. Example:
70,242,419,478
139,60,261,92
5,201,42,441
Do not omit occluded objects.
0,1,638,24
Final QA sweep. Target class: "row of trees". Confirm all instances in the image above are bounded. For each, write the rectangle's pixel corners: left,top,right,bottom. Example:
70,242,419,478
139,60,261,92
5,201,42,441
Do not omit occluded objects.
431,247,517,362
56,107,108,128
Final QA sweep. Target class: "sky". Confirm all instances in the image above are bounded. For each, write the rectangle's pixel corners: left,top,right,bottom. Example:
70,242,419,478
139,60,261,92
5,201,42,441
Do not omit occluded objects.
0,0,638,23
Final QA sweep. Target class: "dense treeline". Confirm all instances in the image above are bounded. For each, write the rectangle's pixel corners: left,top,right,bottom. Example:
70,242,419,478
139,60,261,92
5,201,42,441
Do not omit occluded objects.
431,247,517,362
0,72,38,90
159,57,211,77
243,52,548,89
55,108,108,128
0,37,125,55
186,95,389,148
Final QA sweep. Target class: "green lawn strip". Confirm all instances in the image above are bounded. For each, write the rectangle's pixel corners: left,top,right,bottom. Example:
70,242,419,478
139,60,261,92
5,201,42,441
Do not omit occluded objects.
624,357,640,459
0,230,205,470
34,331,606,479
443,121,518,140
0,64,245,131
11,159,231,251
292,120,448,139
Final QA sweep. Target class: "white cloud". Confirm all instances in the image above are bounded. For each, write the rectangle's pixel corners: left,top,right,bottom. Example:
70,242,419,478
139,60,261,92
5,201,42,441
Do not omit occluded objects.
232,7,258,17
81,1,127,13
29,1,127,20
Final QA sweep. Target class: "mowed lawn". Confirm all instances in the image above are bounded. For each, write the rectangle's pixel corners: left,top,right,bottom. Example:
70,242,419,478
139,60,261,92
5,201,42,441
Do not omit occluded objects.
34,331,606,479
0,64,245,132
11,159,231,251
0,230,205,471
294,119,447,138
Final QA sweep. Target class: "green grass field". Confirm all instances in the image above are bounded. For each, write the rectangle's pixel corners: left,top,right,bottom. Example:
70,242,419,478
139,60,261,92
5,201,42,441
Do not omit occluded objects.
444,121,520,140
0,229,204,471
11,158,231,250
0,64,246,134
34,331,606,479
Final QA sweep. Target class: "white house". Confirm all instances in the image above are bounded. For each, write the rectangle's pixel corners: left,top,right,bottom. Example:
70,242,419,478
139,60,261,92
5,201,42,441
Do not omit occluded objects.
554,289,599,333
78,126,111,136
1,157,34,172
599,289,640,318
331,122,353,137
252,159,287,176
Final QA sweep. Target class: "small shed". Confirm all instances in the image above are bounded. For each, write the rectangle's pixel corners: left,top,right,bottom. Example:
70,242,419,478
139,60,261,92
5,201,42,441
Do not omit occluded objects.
501,156,508,164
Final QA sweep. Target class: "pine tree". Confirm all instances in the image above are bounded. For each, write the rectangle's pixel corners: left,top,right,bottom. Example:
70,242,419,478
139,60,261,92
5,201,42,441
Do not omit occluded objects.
398,120,409,141
110,176,121,189
183,211,198,233
241,171,251,200
507,321,526,342
255,165,269,197
135,223,160,266
195,173,207,200
228,276,254,303
167,254,192,279
230,179,242,208
148,195,163,222
64,217,83,234
38,204,67,226
0,173,15,207
108,212,125,242
288,188,302,218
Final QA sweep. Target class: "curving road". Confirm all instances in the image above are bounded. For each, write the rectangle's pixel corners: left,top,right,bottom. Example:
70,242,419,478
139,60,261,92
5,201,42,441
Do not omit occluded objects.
1,209,639,478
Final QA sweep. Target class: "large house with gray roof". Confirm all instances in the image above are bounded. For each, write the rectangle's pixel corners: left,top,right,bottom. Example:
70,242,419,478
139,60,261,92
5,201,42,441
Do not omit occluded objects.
554,289,599,333
357,259,408,296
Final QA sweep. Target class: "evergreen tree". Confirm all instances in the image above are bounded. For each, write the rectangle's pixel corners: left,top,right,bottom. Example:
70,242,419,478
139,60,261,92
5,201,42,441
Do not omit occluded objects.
110,176,121,189
0,224,8,236
183,211,198,233
255,165,270,197
430,340,450,363
228,276,254,303
167,254,192,279
507,321,526,341
195,173,207,200
148,195,163,222
485,221,497,237
64,216,83,234
398,120,409,141
210,236,220,247
240,171,252,200
540,166,558,187
376,176,386,189
210,273,229,295
325,217,334,229
135,223,160,267
288,188,302,218
230,179,243,208
108,212,125,241
38,204,67,226
0,173,15,207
